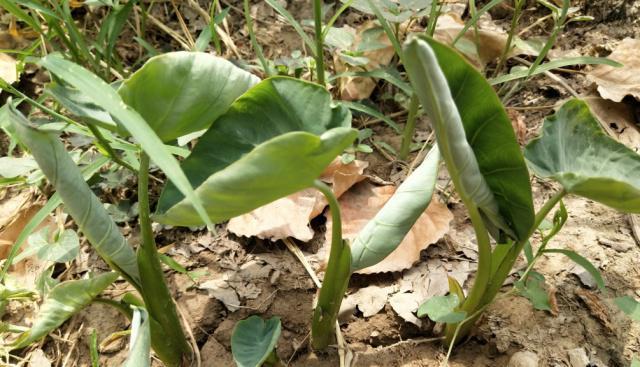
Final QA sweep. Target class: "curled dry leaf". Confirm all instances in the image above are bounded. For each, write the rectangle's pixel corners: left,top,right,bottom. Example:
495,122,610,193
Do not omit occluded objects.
507,108,527,145
434,14,536,69
325,182,453,274
588,38,640,102
227,159,368,242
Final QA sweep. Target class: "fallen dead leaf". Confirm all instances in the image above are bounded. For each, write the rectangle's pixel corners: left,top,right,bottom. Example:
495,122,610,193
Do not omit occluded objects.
227,159,367,241
507,108,527,145
0,53,17,85
28,349,51,367
389,292,422,327
588,38,640,102
582,95,640,152
341,285,396,318
199,277,241,312
325,182,453,274
333,21,395,100
434,13,536,69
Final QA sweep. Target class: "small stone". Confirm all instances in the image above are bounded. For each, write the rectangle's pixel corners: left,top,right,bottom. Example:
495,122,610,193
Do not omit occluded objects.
508,351,539,367
568,348,590,367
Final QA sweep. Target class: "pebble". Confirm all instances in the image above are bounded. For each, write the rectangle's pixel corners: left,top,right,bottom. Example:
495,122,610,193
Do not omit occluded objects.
508,351,539,367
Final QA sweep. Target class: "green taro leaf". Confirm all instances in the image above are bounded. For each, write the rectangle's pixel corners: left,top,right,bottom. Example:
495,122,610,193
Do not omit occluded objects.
123,307,151,367
615,295,640,322
18,227,80,263
118,51,259,142
6,106,140,286
351,144,440,271
13,272,118,349
37,53,213,228
403,37,534,241
231,316,282,367
45,82,119,131
417,293,466,323
155,77,357,226
524,99,640,213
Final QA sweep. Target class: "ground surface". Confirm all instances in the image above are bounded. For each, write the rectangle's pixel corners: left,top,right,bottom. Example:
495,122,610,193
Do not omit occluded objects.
2,0,640,366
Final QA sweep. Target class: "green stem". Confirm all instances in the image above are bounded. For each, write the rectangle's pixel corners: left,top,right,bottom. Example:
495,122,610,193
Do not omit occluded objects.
311,180,351,350
526,0,569,78
399,93,419,160
493,0,523,77
314,0,325,85
444,189,567,344
443,203,491,344
138,152,190,366
86,124,136,172
426,0,441,36
243,0,272,76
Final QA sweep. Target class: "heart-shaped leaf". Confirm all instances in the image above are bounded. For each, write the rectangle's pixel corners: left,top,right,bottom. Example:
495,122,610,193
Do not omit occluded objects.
417,293,466,323
403,37,534,241
155,77,357,226
524,99,640,213
231,316,281,367
13,272,118,349
118,52,259,142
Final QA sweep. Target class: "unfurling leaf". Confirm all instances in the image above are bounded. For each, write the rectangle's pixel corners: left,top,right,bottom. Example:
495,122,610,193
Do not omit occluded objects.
155,77,357,226
417,293,466,323
7,106,140,286
13,272,118,349
350,145,440,271
123,307,151,367
403,37,534,241
525,99,640,213
231,316,282,367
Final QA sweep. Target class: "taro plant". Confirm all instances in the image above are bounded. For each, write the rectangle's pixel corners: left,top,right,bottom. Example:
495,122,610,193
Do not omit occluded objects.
403,36,640,347
4,49,360,364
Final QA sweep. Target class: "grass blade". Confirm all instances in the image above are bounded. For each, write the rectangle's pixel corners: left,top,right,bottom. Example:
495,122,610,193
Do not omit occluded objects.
490,57,621,85
542,248,605,290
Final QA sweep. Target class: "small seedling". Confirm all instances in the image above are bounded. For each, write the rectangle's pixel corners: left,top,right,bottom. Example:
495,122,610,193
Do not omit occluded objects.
231,316,283,367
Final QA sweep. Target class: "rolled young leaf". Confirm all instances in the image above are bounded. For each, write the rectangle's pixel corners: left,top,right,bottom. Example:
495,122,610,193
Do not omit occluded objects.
37,53,213,228
525,99,640,213
118,52,259,142
403,37,534,241
350,144,440,271
12,272,119,349
6,106,141,286
155,77,357,226
123,307,152,367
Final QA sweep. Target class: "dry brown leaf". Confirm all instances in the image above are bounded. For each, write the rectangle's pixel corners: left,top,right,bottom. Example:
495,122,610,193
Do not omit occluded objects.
325,182,453,274
227,159,368,241
341,285,396,318
334,22,395,100
588,38,640,102
582,95,640,152
507,108,527,145
434,14,536,69
0,53,18,85
0,199,56,290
